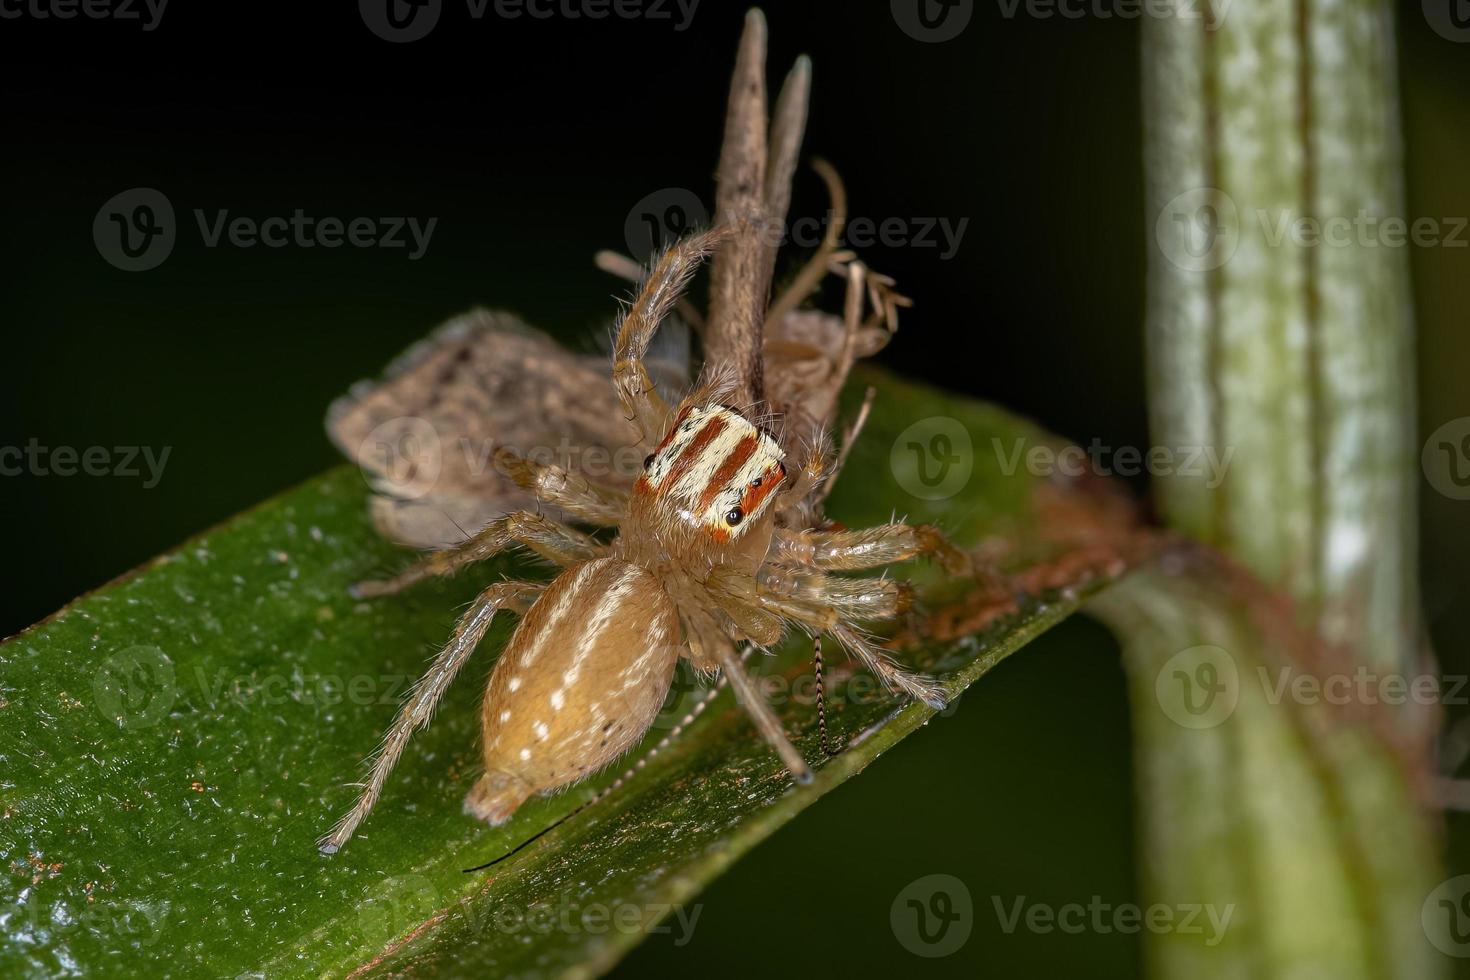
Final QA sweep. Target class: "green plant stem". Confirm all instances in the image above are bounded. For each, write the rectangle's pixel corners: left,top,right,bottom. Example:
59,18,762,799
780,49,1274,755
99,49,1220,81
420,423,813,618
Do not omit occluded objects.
1144,0,1417,668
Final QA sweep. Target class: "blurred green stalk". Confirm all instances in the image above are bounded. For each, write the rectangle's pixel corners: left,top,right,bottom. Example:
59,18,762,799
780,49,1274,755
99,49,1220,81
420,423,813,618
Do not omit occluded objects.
1093,0,1445,976
1143,0,1417,668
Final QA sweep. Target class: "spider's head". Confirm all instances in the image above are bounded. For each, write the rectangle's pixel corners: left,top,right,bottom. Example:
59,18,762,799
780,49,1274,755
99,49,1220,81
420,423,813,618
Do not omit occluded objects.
634,403,787,544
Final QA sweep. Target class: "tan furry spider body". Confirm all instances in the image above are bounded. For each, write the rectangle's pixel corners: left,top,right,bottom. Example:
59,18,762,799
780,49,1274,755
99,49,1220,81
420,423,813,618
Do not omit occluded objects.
318,230,970,854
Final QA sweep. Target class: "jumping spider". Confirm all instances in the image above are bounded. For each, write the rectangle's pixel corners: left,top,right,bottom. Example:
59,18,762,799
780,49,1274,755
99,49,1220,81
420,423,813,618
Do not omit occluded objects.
319,12,973,856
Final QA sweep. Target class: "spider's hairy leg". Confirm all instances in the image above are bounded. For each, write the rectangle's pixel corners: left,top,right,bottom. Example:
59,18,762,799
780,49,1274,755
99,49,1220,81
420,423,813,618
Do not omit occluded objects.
594,249,707,332
351,512,599,598
775,523,974,577
613,227,729,445
826,622,947,710
318,579,543,855
709,570,943,709
713,642,813,785
759,566,914,622
493,447,628,526
814,385,876,507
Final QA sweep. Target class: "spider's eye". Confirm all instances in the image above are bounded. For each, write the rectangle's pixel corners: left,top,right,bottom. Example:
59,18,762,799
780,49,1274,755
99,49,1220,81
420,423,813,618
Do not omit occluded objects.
725,507,745,527
749,476,762,488
643,453,655,470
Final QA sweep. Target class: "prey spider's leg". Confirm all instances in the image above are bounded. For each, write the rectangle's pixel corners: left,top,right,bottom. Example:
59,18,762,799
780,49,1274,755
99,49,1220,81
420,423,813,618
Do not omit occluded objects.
706,11,813,408
715,642,813,784
614,228,728,445
493,447,628,526
813,635,838,757
319,579,542,855
763,45,810,235
779,258,862,450
765,158,848,326
775,523,974,577
706,10,771,407
814,385,876,507
352,512,598,598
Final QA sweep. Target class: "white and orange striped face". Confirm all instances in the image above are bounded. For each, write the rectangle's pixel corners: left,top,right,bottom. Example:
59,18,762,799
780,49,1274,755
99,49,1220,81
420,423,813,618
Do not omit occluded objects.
635,404,787,542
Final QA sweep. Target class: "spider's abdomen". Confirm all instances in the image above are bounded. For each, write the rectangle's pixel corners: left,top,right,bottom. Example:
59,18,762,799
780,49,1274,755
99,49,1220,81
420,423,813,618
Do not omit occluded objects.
465,556,679,825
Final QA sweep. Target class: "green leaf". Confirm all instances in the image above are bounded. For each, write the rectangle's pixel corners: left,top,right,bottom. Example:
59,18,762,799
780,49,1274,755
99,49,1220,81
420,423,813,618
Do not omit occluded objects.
0,368,1122,978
